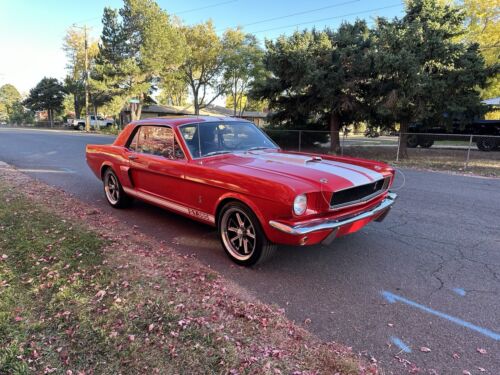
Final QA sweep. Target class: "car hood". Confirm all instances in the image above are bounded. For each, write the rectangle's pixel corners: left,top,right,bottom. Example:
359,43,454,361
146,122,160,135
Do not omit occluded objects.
209,150,386,192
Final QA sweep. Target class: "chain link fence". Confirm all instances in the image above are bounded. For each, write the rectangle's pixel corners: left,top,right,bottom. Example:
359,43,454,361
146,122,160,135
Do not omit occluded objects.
264,129,500,177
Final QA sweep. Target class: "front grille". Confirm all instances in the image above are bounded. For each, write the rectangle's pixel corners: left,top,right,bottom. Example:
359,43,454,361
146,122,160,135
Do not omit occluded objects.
330,177,389,208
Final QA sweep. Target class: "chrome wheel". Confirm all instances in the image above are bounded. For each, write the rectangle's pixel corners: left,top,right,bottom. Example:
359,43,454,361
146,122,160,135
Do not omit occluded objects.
221,208,257,261
104,172,120,204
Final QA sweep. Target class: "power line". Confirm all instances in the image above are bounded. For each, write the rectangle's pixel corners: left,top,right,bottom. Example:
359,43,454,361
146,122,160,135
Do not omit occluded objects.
175,0,238,15
72,0,239,26
216,0,361,32
248,4,403,34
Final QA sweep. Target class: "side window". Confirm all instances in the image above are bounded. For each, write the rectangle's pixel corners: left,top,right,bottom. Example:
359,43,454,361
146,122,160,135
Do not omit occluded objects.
128,127,140,151
130,126,185,160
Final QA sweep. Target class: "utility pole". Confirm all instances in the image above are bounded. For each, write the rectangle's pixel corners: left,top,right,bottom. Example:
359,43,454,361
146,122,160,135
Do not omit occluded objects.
72,23,91,132
84,25,90,132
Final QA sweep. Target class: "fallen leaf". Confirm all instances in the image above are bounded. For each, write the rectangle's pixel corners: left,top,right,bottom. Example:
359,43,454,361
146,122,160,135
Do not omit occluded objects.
476,367,486,372
462,371,471,375
476,348,487,355
420,347,431,353
148,323,154,332
452,352,461,359
95,290,106,301
1,254,7,260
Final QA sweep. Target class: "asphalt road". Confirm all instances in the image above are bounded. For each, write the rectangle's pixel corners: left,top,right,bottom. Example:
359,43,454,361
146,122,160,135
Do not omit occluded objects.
1,127,499,374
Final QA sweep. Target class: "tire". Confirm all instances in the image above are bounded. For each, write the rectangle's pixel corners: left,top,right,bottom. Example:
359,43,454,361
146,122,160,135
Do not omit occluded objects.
218,202,276,266
77,123,85,131
406,135,419,148
103,169,133,208
476,137,497,152
418,139,434,148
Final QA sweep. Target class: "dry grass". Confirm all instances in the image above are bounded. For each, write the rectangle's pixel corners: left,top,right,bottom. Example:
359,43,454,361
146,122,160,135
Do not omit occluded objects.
298,145,500,177
0,164,377,375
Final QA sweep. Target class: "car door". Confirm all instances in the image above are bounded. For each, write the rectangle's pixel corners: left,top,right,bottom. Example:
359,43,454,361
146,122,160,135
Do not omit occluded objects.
127,125,187,205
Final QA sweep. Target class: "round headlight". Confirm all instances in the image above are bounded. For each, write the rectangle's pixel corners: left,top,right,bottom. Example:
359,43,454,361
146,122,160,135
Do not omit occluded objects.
293,194,307,215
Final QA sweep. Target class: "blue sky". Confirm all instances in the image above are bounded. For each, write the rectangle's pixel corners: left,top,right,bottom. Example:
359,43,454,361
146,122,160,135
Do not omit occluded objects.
0,0,405,94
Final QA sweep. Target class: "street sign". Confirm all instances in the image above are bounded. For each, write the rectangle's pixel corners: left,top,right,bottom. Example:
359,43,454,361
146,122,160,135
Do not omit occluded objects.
129,98,140,104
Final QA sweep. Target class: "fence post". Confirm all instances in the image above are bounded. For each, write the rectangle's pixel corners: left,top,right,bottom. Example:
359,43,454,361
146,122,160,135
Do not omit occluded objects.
396,132,401,162
298,130,302,152
464,134,473,171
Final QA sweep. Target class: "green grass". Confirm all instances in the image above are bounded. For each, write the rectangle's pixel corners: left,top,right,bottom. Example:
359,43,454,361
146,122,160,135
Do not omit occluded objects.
0,188,240,374
0,185,366,374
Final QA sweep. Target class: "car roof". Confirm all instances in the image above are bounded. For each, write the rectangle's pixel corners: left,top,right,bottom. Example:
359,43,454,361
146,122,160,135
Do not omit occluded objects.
133,115,249,127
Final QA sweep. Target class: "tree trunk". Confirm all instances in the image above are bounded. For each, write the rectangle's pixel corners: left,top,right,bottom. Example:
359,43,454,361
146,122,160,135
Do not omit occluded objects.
74,96,81,119
194,100,200,115
329,111,341,154
398,119,409,159
130,103,142,121
49,109,54,128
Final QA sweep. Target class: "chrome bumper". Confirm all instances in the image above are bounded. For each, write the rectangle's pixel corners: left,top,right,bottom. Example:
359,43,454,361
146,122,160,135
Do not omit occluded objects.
269,192,397,236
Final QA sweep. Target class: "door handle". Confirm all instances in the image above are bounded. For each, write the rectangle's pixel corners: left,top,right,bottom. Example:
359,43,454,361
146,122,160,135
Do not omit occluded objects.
128,155,138,160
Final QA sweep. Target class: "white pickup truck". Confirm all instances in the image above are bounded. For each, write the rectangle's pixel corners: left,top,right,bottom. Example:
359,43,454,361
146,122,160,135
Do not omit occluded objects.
70,115,114,130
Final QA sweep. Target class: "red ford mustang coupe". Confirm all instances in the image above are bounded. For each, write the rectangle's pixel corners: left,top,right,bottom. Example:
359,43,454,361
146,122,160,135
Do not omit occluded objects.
86,116,397,266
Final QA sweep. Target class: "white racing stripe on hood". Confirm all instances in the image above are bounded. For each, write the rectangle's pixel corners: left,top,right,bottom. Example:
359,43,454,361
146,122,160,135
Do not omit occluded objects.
246,152,383,186
326,160,383,182
306,162,372,185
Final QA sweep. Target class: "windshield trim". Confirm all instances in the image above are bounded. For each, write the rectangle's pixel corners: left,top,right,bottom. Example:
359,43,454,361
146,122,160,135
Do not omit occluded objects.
178,121,279,160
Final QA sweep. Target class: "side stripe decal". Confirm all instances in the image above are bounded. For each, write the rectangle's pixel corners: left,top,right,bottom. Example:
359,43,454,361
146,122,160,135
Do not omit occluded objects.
123,187,215,224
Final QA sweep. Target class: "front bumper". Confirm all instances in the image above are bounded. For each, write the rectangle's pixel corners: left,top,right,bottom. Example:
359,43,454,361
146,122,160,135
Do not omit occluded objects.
269,192,397,243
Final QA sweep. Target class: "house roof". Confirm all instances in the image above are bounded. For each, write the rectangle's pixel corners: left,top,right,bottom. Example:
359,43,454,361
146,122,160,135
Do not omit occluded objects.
125,103,268,118
133,115,247,127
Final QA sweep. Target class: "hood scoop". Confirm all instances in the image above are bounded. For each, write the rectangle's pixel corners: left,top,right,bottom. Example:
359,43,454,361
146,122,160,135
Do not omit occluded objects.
305,156,323,163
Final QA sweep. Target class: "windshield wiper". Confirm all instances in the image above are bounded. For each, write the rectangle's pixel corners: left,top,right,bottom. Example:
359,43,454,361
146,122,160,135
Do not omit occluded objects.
204,150,232,157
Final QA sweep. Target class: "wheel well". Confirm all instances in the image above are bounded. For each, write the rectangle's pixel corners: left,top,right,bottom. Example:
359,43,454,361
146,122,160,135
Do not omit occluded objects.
100,165,111,180
215,198,240,226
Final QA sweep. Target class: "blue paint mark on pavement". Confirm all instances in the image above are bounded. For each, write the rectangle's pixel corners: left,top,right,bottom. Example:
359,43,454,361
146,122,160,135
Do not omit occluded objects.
381,291,500,341
390,336,412,353
452,288,466,296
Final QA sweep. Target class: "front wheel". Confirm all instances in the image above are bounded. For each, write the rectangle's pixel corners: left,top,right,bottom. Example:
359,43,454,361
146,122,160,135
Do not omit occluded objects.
218,202,276,266
103,169,133,208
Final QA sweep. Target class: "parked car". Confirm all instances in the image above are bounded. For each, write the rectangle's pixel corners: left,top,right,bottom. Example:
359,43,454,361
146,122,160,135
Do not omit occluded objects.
86,116,397,266
407,119,500,151
70,115,114,130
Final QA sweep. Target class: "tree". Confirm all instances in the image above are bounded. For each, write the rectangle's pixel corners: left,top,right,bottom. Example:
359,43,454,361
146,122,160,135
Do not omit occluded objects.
372,0,489,158
23,78,66,127
461,0,499,100
158,70,189,106
8,101,34,125
0,84,22,121
223,29,265,116
252,20,373,153
62,26,98,119
180,21,228,115
93,0,184,121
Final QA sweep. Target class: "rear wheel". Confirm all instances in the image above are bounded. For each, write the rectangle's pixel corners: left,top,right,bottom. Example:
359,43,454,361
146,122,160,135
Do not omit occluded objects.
476,137,497,152
77,123,85,131
418,139,434,148
406,135,419,148
103,169,132,208
218,202,276,266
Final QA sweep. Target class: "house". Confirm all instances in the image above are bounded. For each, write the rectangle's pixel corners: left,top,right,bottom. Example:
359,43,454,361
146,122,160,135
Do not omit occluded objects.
120,103,269,127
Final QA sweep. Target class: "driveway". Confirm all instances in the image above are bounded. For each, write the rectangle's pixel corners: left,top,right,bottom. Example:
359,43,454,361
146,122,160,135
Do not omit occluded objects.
0,127,499,374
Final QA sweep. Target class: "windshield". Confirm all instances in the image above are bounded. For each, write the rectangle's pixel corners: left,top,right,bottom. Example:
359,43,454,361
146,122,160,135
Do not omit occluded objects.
179,121,278,158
